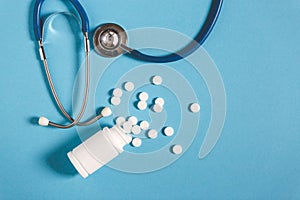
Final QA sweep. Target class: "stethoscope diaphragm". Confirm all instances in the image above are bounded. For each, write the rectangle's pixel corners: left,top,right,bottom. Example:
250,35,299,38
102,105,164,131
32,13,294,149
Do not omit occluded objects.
93,23,128,57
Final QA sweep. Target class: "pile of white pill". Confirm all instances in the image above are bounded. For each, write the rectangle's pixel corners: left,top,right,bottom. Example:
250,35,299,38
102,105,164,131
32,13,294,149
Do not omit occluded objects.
110,88,123,106
152,97,165,113
137,92,149,110
108,75,201,154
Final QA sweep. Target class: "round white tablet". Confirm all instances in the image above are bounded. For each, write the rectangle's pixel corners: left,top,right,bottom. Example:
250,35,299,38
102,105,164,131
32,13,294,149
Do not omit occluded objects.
110,96,121,106
147,129,158,139
124,81,135,92
131,125,142,135
152,104,163,113
151,75,163,85
132,138,142,147
128,116,138,125
115,116,125,125
163,126,174,137
112,88,123,97
139,92,149,101
137,101,147,110
121,121,133,133
155,97,165,106
139,121,150,130
171,145,183,155
189,103,200,113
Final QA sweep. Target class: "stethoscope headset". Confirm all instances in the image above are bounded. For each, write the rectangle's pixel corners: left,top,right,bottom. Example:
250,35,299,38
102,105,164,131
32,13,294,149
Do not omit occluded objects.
34,0,223,129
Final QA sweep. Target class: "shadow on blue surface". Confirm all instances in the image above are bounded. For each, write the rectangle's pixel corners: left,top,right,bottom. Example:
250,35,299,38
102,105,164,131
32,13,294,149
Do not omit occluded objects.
45,136,80,176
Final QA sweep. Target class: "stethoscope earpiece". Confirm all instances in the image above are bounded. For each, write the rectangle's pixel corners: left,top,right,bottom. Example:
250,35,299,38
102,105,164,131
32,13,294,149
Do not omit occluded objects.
93,23,128,58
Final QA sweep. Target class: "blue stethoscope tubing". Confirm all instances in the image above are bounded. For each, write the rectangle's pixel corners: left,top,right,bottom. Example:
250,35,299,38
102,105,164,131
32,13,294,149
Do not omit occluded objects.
33,0,223,62
33,0,223,128
33,0,90,41
126,0,223,63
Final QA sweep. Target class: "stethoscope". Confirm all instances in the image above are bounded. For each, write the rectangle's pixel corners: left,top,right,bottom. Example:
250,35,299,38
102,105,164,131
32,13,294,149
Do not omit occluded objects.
34,0,223,129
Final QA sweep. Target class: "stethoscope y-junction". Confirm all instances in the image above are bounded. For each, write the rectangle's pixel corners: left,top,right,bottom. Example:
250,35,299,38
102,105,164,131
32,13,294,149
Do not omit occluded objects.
34,0,223,128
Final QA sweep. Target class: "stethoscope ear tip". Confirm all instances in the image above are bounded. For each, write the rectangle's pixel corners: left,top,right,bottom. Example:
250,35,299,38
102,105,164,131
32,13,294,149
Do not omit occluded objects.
38,116,49,126
101,107,112,117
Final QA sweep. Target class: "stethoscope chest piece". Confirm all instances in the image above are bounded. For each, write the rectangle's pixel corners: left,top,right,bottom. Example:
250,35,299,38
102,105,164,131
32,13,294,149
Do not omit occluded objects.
93,23,128,57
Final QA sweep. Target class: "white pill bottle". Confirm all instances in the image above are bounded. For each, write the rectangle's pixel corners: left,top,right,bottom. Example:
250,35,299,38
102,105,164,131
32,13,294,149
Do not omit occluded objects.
67,126,132,178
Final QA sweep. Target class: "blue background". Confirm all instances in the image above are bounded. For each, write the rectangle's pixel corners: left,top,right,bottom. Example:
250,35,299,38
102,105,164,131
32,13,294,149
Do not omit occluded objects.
0,0,299,199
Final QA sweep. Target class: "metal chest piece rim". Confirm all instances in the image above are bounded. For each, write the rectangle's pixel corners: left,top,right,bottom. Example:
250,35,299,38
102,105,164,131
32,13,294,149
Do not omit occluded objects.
93,23,128,58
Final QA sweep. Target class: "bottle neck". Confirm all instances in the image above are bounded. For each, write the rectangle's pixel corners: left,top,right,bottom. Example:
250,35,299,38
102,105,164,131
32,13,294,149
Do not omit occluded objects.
103,126,132,153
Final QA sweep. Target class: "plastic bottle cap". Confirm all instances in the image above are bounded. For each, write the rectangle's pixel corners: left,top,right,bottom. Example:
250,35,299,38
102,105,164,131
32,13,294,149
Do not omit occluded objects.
67,125,132,179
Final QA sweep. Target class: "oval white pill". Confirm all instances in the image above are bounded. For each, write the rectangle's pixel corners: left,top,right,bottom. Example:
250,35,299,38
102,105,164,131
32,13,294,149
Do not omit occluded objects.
152,104,163,113
128,116,138,125
155,97,165,106
151,75,163,85
137,101,147,110
163,126,174,137
147,129,158,139
171,145,183,155
189,103,200,113
110,97,121,106
124,81,135,92
112,88,123,97
132,138,142,147
115,116,125,125
139,121,150,130
131,125,141,135
121,121,133,133
139,92,149,101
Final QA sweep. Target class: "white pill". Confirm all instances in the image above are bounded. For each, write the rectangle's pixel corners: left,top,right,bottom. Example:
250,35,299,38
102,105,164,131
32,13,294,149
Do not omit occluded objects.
131,125,142,135
115,116,126,125
163,127,174,137
155,97,165,106
152,104,163,113
128,116,138,125
132,138,142,147
147,129,158,139
122,121,133,133
151,75,163,85
139,121,150,130
139,92,149,101
171,145,183,155
112,88,123,97
189,103,200,113
124,81,135,92
110,96,121,106
137,101,147,110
